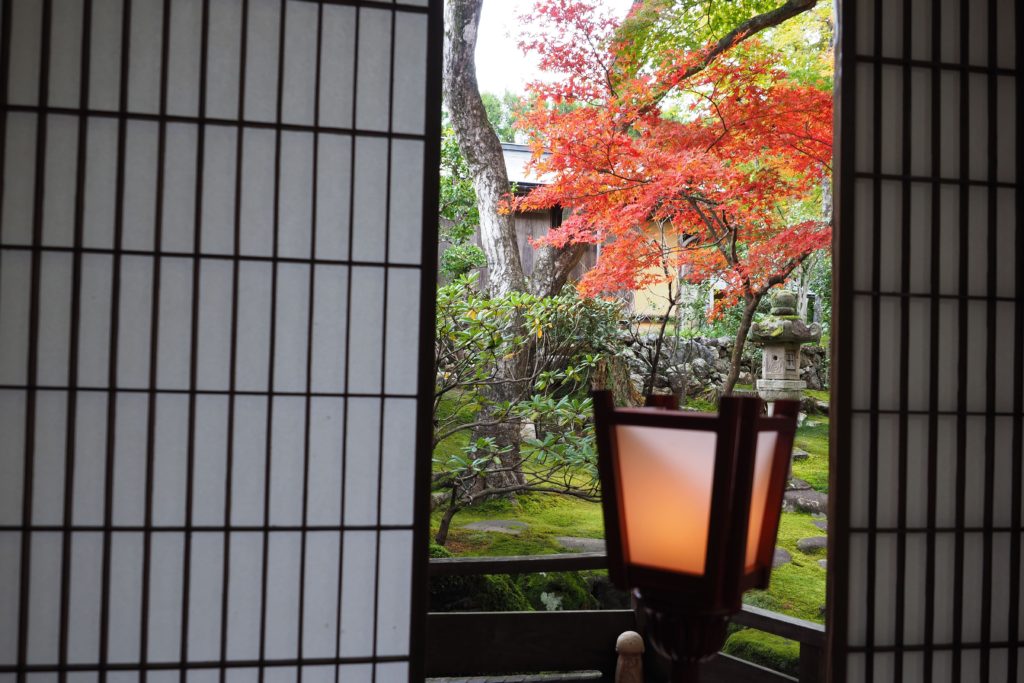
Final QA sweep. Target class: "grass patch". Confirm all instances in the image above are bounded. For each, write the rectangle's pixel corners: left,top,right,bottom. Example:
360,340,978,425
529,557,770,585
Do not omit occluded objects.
804,388,830,403
745,511,827,623
791,416,829,492
430,493,605,556
723,629,800,677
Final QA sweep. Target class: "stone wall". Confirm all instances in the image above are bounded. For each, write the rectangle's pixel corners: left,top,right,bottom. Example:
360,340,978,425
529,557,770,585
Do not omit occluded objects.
623,334,829,401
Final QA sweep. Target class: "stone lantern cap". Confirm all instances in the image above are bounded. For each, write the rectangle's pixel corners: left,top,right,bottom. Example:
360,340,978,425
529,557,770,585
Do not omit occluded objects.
749,290,822,347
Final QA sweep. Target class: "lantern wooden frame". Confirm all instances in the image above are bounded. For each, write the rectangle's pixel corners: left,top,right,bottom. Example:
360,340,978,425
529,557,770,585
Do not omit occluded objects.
593,391,799,614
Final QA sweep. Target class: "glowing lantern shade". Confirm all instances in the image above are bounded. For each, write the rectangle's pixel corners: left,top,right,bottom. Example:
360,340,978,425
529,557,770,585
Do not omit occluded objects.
592,391,798,680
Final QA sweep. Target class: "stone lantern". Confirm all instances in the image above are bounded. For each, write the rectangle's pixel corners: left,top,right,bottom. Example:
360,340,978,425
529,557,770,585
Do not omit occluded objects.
749,290,821,408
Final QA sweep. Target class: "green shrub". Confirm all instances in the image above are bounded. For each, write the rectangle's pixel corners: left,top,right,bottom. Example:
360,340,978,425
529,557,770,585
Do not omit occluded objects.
722,629,800,677
428,544,532,612
515,571,598,611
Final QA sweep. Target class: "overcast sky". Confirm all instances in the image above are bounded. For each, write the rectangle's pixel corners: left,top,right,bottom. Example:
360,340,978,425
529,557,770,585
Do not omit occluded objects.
475,0,635,95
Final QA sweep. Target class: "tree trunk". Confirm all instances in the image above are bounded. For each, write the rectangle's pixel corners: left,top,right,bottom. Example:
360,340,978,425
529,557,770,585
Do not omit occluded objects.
443,0,525,297
435,496,461,546
722,294,761,395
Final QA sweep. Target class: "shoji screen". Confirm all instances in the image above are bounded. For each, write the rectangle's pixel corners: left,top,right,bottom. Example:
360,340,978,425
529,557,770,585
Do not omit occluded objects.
0,0,440,680
832,0,1019,681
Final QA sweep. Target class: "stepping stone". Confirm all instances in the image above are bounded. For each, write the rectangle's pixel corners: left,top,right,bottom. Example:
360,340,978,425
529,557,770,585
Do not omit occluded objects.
556,536,606,552
791,448,810,461
783,489,828,514
818,559,828,569
773,547,792,568
813,519,828,531
463,520,529,535
786,477,812,491
796,536,828,553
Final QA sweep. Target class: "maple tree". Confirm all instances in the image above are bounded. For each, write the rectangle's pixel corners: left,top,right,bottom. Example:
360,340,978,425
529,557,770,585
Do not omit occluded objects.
514,0,833,394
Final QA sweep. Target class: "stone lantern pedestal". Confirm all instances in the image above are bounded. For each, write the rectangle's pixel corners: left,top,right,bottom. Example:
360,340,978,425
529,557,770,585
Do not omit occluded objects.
749,291,821,410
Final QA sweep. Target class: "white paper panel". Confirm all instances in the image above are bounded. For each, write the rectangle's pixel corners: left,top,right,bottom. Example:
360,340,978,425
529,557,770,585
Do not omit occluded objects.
244,0,282,124
344,399,382,526
235,261,273,392
157,257,195,390
380,399,417,526
389,139,425,264
77,254,114,387
376,531,413,656
269,397,305,526
36,253,73,386
226,533,263,660
339,531,376,657
48,0,84,108
279,132,314,259
7,0,42,106
30,391,67,526
72,394,108,526
195,259,233,391
191,396,229,526
384,269,420,394
67,533,103,664
26,534,61,665
162,124,199,253
239,129,276,256
273,264,311,392
147,533,185,662
347,267,385,393
206,0,242,120
315,134,352,261
187,533,224,662
127,0,163,115
82,119,118,249
0,533,20,666
305,398,344,527
112,394,148,526
319,5,356,130
167,0,203,118
122,121,160,251
0,391,26,525
231,397,268,526
282,1,318,127
310,265,348,393
1,113,36,245
42,115,78,247
265,533,302,659
107,533,144,664
116,256,155,389
301,532,340,658
355,10,392,132
392,13,428,135
153,395,189,526
201,126,239,255
88,0,123,112
351,137,388,262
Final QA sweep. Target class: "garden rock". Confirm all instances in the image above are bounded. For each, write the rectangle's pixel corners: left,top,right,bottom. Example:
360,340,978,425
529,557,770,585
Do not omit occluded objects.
813,519,828,531
463,520,529,535
429,492,450,512
818,559,828,569
791,448,810,461
783,489,828,514
786,477,812,491
556,536,606,553
796,536,828,554
773,547,792,568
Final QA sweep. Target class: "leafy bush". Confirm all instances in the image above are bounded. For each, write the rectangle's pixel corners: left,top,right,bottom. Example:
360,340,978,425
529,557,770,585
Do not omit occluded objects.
432,274,623,544
427,544,532,612
515,571,598,611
